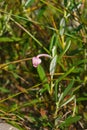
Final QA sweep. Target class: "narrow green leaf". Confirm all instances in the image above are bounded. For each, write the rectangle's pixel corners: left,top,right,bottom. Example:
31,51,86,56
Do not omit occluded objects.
25,0,35,7
60,116,81,127
77,97,87,102
55,66,75,85
57,40,71,71
74,59,87,67
37,65,50,92
0,37,21,42
65,116,81,125
63,79,74,98
50,55,57,76
37,6,46,19
52,46,57,57
59,18,65,36
0,87,10,93
49,34,56,51
60,95,75,108
59,40,71,60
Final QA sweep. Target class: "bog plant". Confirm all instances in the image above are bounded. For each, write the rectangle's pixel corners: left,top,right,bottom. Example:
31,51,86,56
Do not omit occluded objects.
0,0,87,130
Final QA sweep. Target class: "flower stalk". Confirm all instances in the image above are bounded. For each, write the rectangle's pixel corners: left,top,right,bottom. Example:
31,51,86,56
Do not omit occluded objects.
32,54,51,67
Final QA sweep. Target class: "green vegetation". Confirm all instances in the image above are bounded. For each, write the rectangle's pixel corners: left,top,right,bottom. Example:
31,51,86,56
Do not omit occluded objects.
0,0,87,129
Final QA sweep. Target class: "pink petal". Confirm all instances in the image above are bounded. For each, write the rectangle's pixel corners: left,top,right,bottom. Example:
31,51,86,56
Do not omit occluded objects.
32,57,42,67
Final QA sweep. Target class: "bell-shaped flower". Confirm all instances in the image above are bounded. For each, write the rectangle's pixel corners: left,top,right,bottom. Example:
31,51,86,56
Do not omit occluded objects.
32,57,41,67
32,54,51,68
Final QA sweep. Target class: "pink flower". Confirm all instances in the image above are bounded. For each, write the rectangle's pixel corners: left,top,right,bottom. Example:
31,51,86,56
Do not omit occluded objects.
32,54,51,68
32,57,41,67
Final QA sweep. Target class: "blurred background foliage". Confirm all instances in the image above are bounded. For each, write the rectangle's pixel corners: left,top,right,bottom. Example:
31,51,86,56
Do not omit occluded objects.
0,0,87,129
